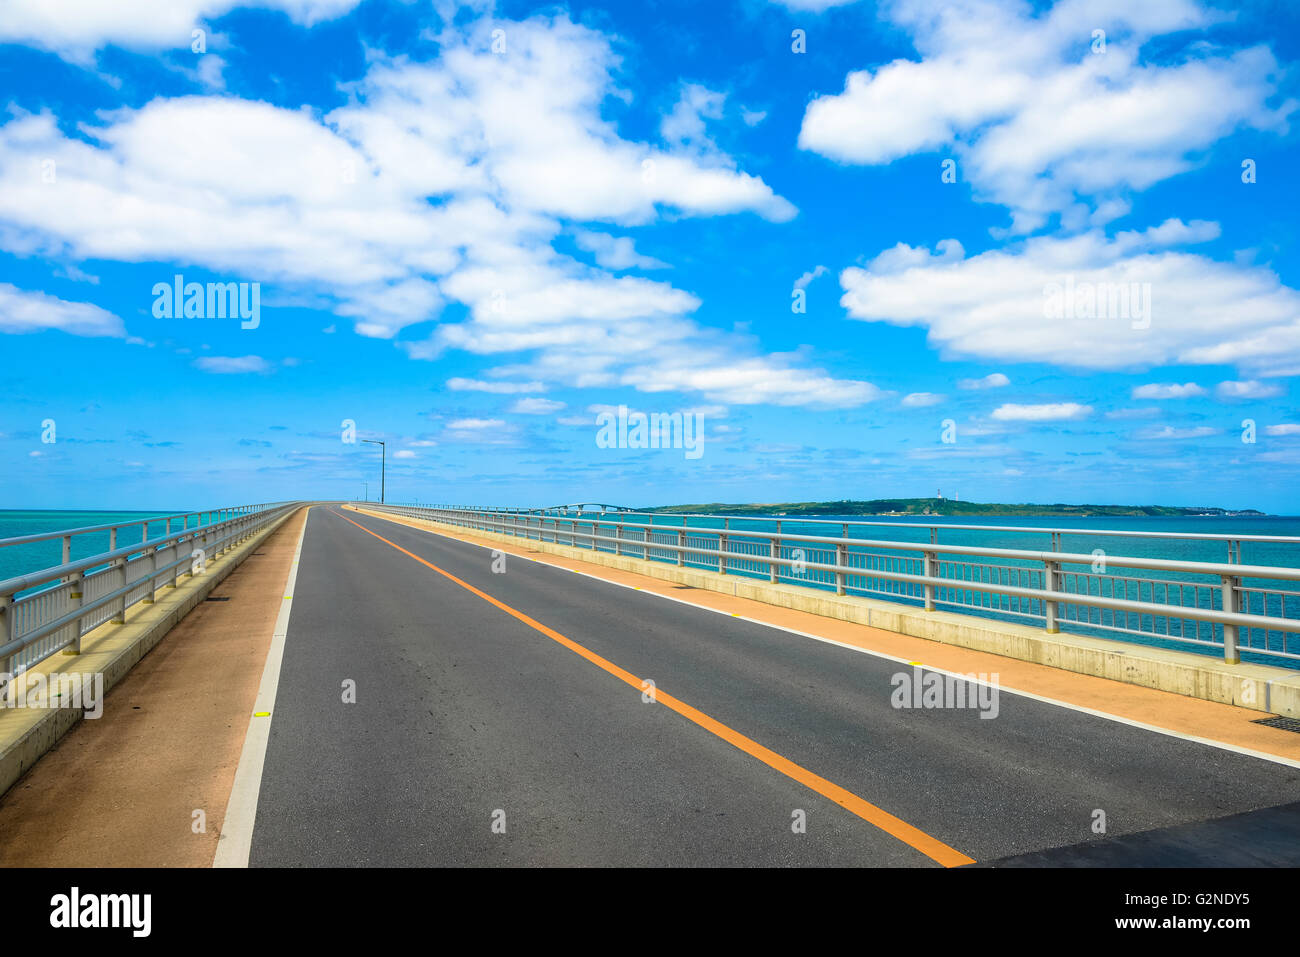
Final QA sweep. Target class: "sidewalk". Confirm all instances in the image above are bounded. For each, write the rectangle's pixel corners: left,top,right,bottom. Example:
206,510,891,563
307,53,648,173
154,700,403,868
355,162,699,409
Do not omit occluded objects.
0,507,307,867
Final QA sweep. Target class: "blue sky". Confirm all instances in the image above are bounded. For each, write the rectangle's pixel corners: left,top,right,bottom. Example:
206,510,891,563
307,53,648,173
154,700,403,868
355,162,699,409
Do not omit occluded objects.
1,0,1298,511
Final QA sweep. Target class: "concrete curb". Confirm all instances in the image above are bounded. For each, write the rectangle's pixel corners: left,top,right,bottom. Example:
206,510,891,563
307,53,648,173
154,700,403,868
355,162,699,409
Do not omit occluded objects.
0,507,303,798
355,508,1300,720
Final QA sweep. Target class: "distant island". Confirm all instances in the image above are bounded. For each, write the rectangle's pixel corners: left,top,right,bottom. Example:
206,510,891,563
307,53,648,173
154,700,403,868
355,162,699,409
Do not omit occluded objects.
647,498,1266,518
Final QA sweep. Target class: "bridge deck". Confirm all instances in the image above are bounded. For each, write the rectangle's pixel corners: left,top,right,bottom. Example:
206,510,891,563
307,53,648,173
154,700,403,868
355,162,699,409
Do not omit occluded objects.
4,504,1299,867
250,508,1300,866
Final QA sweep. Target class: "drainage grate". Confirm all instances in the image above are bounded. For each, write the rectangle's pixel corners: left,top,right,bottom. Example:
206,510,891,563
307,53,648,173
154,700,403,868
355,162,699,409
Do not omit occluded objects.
1252,716,1300,733
205,596,231,602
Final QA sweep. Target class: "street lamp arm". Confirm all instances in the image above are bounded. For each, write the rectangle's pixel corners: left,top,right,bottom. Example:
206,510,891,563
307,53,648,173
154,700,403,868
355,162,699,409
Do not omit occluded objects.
361,439,386,503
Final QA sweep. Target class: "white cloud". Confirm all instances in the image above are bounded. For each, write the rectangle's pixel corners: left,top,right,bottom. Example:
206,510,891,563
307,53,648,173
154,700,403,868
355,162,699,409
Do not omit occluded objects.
958,372,1009,390
682,404,728,418
422,263,879,407
840,228,1300,373
1114,219,1221,253
1215,379,1284,400
1133,382,1207,399
436,268,700,334
619,353,885,407
769,0,861,10
573,230,668,271
661,83,727,155
0,101,443,300
441,417,518,445
798,0,1294,231
1137,425,1219,440
909,442,1017,460
901,392,945,407
509,397,566,414
446,378,545,394
446,418,505,430
991,402,1092,422
0,15,858,407
957,422,1006,437
794,265,829,290
196,54,226,91
193,355,271,373
0,0,362,61
393,449,416,459
0,283,124,336
1265,424,1300,436
335,278,444,339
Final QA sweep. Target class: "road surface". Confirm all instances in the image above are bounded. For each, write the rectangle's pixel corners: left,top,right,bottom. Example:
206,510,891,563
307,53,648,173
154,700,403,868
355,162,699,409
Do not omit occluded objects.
245,507,1300,867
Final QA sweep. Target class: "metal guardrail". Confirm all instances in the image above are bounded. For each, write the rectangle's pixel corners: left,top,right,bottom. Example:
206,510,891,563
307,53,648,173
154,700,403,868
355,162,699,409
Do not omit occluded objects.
0,502,303,681
427,505,1300,564
358,503,1300,667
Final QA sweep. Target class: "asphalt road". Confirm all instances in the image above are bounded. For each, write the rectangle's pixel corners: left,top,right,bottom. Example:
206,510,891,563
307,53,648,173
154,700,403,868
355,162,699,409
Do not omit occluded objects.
247,507,1300,867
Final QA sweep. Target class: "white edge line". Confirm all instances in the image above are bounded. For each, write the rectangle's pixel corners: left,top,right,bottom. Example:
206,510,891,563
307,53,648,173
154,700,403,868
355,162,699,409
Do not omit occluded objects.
351,507,1300,772
212,507,309,867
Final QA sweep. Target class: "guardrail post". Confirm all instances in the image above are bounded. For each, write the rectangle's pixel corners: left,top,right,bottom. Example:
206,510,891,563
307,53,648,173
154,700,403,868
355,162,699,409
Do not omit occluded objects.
0,596,10,671
1044,559,1060,634
769,537,779,583
615,523,622,557
62,569,85,654
676,528,685,566
1,595,18,677
1221,574,1241,664
718,533,727,574
923,549,935,611
835,542,846,595
143,542,158,604
111,558,127,624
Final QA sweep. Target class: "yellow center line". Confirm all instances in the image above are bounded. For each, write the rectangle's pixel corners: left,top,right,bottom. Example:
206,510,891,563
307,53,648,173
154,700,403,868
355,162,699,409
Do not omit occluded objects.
331,508,975,868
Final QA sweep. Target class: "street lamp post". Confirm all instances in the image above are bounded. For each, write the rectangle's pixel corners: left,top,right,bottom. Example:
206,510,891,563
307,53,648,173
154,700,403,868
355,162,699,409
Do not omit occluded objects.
362,439,385,503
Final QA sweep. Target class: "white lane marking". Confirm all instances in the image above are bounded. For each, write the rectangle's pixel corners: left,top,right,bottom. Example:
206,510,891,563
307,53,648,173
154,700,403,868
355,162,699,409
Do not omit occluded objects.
351,509,1300,772
212,508,310,867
